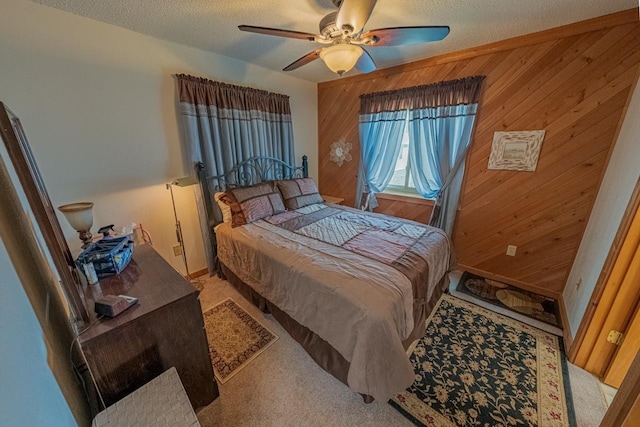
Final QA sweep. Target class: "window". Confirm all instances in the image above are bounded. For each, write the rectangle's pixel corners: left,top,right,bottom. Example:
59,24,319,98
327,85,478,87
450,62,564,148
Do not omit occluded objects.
383,119,426,198
358,76,484,229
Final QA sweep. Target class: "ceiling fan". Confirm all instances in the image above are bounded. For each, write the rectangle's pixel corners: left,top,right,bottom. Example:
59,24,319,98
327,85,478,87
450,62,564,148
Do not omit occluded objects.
239,0,450,76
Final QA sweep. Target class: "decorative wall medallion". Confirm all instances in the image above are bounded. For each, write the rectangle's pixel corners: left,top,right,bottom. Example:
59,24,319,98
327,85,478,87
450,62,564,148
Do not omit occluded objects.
329,137,352,167
488,130,546,171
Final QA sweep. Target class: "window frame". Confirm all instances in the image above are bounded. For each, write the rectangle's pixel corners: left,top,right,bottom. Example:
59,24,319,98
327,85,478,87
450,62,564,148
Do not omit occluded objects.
382,115,433,200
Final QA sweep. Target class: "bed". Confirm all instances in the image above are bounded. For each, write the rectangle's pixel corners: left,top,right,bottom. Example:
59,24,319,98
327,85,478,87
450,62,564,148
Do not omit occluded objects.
196,156,454,402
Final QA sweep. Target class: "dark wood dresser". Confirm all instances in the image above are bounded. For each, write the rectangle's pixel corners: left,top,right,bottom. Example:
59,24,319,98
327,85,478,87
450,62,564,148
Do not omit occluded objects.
79,244,219,412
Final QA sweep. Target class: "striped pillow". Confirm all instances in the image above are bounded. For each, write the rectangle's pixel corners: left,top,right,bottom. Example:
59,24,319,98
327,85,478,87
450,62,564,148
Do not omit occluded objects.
224,182,286,227
276,178,323,210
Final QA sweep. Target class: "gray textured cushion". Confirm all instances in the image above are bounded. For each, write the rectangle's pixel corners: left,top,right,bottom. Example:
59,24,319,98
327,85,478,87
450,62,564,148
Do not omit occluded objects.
276,178,323,210
223,182,286,227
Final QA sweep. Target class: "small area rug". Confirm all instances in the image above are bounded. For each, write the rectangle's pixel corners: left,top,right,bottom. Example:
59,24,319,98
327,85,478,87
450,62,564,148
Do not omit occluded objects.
203,298,278,383
390,294,575,427
456,271,562,331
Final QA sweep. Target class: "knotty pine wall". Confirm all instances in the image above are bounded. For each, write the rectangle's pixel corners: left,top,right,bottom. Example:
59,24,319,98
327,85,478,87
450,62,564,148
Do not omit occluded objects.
317,10,640,296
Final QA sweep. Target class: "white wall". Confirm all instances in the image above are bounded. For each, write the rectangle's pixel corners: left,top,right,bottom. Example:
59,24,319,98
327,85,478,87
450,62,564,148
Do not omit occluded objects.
0,0,318,276
0,238,76,426
0,1,316,421
563,76,640,338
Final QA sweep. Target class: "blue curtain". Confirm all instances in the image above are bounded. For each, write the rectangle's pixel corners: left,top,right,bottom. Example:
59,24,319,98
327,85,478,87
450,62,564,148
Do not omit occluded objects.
355,94,409,210
408,76,484,236
176,75,295,271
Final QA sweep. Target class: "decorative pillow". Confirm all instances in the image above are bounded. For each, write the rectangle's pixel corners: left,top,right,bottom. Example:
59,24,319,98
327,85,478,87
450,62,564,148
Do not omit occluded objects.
224,182,286,227
276,178,324,210
214,192,232,223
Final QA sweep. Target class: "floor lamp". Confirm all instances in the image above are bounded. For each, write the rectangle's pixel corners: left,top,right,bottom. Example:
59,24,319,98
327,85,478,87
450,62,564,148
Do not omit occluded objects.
166,176,199,282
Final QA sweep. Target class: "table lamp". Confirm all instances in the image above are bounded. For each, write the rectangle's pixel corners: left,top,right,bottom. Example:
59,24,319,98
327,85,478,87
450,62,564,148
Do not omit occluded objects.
58,202,94,247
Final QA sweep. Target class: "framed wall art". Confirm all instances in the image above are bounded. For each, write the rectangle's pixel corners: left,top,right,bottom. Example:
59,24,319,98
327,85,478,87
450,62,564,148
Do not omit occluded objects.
487,130,546,172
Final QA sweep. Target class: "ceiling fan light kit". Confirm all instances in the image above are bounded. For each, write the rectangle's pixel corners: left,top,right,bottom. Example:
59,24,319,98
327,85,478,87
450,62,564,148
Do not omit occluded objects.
319,44,363,76
238,0,449,76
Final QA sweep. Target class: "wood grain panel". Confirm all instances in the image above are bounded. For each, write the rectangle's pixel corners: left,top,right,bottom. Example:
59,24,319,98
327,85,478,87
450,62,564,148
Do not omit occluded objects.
318,10,640,296
373,193,434,224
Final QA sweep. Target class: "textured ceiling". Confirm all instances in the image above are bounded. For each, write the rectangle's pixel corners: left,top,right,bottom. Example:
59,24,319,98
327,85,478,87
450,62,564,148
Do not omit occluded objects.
30,0,637,83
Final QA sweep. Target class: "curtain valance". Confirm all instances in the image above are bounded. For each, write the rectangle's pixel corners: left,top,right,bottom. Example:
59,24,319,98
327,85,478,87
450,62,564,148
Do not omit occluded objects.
360,75,485,114
176,74,291,115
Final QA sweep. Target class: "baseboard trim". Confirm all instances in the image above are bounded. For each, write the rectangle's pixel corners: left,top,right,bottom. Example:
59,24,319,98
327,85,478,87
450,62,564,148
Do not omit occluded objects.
188,268,209,279
558,293,574,355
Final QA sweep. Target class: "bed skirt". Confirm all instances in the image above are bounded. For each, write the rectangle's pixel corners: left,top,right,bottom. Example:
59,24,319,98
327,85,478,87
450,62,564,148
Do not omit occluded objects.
219,262,449,401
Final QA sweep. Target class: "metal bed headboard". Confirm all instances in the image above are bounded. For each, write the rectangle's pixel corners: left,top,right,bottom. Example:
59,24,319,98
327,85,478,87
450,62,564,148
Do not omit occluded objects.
195,155,308,271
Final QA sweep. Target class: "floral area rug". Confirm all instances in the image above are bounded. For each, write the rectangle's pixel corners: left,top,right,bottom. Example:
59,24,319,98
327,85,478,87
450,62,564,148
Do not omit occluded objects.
390,294,575,427
203,298,278,383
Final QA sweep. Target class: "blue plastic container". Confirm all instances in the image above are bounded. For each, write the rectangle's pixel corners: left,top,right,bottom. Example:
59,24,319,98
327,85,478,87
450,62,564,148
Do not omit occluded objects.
76,236,134,278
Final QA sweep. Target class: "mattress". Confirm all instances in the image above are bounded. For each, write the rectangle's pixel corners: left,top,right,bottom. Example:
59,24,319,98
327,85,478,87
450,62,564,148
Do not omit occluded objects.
216,203,453,401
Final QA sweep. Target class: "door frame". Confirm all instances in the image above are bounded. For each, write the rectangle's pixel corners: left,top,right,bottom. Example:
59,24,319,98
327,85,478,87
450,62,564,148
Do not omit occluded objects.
567,66,640,365
568,178,640,367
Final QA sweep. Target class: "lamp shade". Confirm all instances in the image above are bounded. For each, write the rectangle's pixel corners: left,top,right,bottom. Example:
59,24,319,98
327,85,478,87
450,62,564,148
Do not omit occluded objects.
58,202,94,232
319,44,363,76
169,176,199,187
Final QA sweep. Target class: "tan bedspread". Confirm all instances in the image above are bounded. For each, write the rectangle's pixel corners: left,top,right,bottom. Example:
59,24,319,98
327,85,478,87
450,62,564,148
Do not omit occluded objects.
216,206,452,402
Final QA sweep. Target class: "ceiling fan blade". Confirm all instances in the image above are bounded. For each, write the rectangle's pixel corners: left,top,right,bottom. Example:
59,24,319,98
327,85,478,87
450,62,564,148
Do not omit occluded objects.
336,0,377,36
355,48,376,74
283,49,322,71
362,26,450,46
238,25,318,41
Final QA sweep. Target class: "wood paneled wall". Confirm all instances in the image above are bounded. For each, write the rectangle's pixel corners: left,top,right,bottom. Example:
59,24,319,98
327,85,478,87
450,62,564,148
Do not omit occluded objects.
318,9,640,296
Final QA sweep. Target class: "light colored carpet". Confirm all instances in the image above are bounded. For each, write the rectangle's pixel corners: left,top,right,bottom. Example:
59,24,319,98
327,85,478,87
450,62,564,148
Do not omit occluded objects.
196,275,608,426
567,363,609,427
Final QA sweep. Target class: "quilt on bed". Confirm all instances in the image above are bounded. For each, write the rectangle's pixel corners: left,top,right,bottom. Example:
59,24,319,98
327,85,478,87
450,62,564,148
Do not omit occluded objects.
265,203,448,300
216,203,452,402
